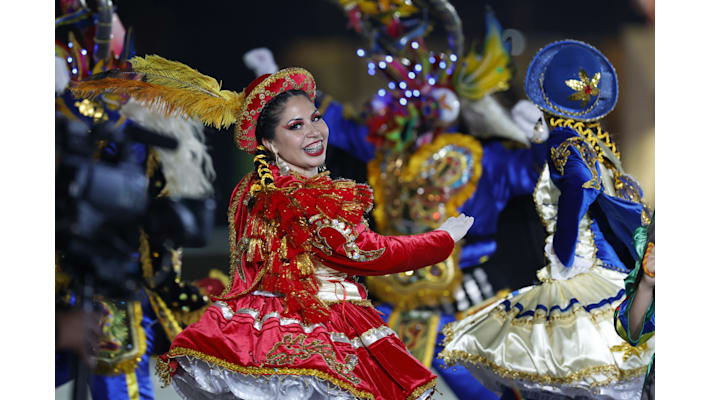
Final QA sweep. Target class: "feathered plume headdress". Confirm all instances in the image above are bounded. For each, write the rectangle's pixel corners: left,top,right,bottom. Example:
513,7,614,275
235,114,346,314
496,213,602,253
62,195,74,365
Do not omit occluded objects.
70,55,316,153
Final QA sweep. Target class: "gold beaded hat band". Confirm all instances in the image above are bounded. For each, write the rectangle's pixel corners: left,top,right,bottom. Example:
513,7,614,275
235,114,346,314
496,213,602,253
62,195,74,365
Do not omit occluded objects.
524,40,618,122
70,55,316,153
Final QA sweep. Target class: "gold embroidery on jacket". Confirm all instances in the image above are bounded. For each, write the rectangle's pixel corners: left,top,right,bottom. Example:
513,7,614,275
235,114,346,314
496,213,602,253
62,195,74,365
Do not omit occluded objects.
550,136,601,190
309,214,385,262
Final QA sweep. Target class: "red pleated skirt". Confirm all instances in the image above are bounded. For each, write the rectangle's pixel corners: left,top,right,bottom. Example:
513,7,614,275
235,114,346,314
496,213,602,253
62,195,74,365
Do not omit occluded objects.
159,293,436,400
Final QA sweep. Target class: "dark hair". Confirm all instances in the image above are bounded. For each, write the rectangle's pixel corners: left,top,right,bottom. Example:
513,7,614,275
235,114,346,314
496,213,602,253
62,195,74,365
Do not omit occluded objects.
251,89,311,191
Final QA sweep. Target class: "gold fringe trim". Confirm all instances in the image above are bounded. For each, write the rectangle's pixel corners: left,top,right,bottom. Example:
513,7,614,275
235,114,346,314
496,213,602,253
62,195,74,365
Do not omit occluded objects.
155,356,176,387
439,349,647,387
164,347,375,399
440,321,456,348
226,183,241,286
222,173,253,296
407,377,437,400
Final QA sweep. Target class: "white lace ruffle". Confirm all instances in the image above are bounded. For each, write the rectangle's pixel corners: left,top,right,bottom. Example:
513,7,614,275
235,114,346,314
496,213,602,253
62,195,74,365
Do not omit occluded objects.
544,240,593,280
172,356,435,400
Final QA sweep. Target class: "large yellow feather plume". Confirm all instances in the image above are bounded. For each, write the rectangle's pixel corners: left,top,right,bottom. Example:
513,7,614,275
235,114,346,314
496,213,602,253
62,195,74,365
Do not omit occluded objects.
452,11,512,101
70,55,243,129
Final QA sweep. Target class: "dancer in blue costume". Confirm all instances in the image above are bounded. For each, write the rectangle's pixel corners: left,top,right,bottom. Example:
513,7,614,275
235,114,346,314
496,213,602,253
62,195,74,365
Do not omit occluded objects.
55,2,218,398
320,67,543,400
440,40,654,399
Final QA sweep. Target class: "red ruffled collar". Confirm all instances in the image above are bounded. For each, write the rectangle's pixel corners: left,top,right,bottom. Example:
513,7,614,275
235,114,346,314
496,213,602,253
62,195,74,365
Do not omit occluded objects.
242,167,373,323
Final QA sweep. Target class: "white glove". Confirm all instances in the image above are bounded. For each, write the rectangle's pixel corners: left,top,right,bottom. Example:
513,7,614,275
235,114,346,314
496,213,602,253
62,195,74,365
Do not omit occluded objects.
436,214,474,243
511,99,549,143
243,48,278,77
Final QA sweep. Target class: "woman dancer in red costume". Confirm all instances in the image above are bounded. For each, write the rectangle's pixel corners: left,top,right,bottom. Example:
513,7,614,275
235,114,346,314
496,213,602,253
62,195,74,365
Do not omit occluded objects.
72,59,473,400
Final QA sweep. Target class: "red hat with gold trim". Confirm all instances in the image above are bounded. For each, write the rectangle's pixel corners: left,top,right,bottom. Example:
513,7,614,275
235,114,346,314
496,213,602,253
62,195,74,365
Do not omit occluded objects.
236,68,316,153
70,56,316,153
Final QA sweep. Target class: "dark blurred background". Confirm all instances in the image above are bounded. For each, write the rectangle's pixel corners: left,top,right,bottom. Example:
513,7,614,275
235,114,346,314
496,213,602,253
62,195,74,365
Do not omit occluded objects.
112,0,654,280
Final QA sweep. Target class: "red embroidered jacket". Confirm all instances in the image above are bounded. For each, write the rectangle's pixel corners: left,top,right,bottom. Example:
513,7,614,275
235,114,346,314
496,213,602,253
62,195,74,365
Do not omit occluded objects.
216,167,455,323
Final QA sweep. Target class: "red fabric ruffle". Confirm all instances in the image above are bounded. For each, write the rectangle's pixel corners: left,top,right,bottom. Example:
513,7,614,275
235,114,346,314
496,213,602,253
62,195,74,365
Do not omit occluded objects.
167,296,435,400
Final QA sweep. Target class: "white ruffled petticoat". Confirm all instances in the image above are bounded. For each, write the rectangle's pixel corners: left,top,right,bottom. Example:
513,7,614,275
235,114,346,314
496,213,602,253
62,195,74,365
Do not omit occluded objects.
173,357,356,400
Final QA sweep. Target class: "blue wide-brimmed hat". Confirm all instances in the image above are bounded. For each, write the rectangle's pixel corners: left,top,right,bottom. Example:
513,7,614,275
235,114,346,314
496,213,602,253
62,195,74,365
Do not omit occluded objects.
525,40,618,122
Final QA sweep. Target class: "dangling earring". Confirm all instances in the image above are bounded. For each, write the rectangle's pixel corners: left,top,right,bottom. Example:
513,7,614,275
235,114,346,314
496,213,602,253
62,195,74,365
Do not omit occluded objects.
317,164,327,173
274,152,290,175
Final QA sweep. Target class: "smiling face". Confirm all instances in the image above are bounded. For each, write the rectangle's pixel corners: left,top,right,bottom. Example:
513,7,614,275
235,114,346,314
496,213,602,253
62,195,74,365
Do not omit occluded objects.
262,95,329,178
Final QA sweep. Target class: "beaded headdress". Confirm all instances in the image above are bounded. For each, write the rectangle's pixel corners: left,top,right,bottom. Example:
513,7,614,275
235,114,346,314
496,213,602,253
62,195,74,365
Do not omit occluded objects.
70,55,316,153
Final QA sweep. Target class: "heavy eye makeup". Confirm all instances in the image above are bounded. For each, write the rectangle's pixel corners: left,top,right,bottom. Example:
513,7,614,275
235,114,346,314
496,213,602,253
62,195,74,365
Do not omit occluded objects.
285,111,322,130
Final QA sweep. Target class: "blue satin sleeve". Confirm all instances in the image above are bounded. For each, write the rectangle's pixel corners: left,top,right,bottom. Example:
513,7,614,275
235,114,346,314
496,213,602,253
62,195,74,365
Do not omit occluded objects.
589,219,628,271
547,127,602,267
595,194,645,263
322,100,375,163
